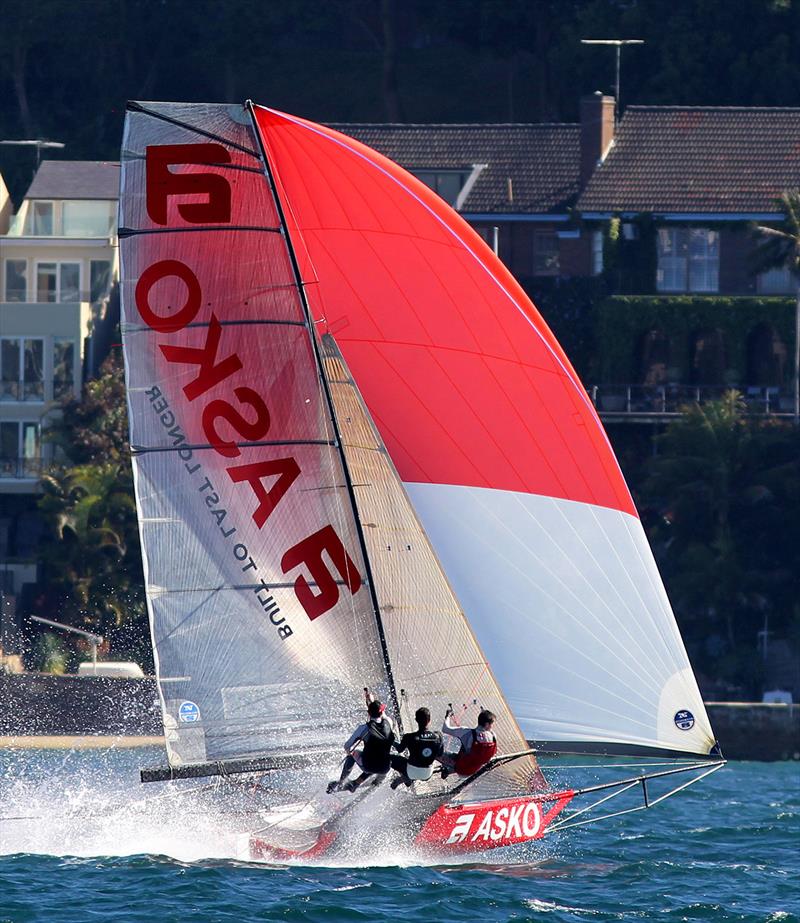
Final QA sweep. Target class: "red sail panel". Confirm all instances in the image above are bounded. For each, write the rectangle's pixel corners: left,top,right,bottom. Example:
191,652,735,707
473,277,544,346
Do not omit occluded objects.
252,106,634,517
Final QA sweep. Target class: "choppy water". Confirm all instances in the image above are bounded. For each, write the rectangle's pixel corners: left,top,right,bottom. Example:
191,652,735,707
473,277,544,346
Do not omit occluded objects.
0,746,797,922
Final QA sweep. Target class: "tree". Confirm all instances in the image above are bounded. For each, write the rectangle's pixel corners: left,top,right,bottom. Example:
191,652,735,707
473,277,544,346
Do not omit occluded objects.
641,392,800,696
35,351,150,668
751,189,800,424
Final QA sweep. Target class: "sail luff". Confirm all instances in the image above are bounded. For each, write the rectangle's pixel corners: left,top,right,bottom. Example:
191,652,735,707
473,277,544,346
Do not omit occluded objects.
246,101,404,733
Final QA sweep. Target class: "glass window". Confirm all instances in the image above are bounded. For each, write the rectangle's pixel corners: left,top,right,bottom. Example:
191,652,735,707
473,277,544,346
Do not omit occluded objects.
36,262,80,302
90,260,112,302
23,339,44,401
4,260,27,301
63,201,114,237
0,422,41,478
37,263,57,302
59,263,80,302
29,201,54,235
53,339,76,400
533,231,559,276
688,229,719,292
657,228,719,293
1,338,21,400
591,230,604,276
411,170,470,207
757,265,794,294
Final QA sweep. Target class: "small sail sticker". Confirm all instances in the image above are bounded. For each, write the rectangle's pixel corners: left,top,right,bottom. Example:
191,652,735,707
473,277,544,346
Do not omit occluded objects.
179,701,201,723
674,709,695,731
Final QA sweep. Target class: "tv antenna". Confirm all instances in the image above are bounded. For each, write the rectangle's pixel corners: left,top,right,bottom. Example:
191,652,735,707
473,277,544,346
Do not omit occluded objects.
580,39,644,124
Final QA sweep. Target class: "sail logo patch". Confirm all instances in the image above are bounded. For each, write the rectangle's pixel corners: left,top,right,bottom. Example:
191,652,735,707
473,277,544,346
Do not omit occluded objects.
674,709,695,730
179,701,201,723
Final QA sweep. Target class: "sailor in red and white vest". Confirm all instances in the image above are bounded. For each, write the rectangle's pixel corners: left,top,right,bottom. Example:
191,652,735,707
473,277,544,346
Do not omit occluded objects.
438,708,497,779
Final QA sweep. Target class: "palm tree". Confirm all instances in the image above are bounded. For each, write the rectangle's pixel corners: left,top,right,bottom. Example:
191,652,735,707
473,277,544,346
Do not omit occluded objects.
752,190,800,425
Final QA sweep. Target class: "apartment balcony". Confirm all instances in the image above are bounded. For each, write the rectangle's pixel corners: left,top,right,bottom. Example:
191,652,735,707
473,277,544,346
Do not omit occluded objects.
590,384,795,422
0,378,76,403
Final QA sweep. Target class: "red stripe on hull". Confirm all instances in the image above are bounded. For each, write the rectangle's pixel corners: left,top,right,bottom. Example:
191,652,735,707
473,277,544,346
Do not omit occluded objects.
415,791,574,852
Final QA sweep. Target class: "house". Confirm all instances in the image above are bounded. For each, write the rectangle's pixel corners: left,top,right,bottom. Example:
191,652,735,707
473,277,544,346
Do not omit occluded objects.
576,106,800,413
332,94,614,284
0,160,119,601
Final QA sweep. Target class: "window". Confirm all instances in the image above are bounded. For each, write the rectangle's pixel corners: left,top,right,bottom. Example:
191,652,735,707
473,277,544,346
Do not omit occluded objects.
533,231,559,276
36,262,81,302
591,230,604,276
63,201,115,237
4,260,27,301
1,339,20,399
90,260,112,302
0,337,44,401
53,339,76,400
656,228,719,293
411,170,471,207
757,266,794,295
25,201,54,235
0,421,40,478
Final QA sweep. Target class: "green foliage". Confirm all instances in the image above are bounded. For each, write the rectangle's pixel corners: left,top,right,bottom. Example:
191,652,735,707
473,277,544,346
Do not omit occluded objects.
596,295,795,382
523,276,609,380
35,352,151,670
639,394,800,695
33,632,69,675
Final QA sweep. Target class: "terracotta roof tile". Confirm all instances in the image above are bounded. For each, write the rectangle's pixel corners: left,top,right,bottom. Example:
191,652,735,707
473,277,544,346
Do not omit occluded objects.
331,123,580,214
577,107,800,214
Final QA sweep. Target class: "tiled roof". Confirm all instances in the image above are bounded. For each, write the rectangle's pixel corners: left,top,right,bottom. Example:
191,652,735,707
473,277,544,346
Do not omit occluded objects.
331,123,580,214
578,107,800,214
25,160,120,200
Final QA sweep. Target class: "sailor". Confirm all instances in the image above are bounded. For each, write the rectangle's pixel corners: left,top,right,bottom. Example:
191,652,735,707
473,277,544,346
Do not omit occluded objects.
326,699,396,793
438,708,497,779
389,706,443,789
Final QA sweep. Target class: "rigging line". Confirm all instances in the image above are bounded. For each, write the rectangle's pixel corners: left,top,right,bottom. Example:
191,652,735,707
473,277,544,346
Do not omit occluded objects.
123,317,307,332
247,100,404,736
131,438,335,455
126,100,260,157
118,225,281,238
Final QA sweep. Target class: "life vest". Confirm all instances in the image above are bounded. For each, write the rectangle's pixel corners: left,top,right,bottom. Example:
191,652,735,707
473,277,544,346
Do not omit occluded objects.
406,730,443,768
360,717,394,773
453,728,497,776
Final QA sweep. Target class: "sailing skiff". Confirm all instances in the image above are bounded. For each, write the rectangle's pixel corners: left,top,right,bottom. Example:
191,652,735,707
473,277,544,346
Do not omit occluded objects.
118,101,724,860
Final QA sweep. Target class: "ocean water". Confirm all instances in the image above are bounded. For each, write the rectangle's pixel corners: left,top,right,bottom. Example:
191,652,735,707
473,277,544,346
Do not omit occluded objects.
0,746,797,923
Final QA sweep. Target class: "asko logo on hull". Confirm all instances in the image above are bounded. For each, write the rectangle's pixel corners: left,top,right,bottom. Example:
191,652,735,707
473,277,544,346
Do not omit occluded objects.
133,142,363,628
416,791,574,852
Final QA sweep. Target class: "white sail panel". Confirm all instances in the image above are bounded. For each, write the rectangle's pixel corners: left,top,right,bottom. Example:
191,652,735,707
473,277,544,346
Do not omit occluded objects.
119,102,390,767
406,483,715,756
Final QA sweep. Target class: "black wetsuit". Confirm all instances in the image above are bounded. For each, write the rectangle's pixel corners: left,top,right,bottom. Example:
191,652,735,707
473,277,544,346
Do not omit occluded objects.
390,729,443,784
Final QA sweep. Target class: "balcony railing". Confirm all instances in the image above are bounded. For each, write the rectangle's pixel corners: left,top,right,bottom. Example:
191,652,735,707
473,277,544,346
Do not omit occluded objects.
0,457,44,479
590,385,795,416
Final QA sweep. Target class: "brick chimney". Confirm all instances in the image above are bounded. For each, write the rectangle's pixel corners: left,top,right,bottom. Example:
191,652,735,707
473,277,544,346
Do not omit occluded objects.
580,92,615,187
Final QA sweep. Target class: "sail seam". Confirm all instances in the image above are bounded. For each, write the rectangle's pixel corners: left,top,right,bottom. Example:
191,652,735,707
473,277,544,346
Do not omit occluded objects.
118,225,281,237
130,439,336,455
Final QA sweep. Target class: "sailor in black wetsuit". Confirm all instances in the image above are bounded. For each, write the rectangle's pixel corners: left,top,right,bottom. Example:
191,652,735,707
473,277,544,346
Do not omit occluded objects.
389,706,443,789
327,700,396,793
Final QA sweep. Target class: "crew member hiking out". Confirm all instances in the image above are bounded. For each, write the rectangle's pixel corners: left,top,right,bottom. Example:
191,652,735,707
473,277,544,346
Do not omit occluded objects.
439,708,497,779
389,706,443,790
327,699,396,793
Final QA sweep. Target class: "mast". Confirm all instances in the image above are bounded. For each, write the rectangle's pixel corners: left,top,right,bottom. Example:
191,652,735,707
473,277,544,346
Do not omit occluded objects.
245,100,404,734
